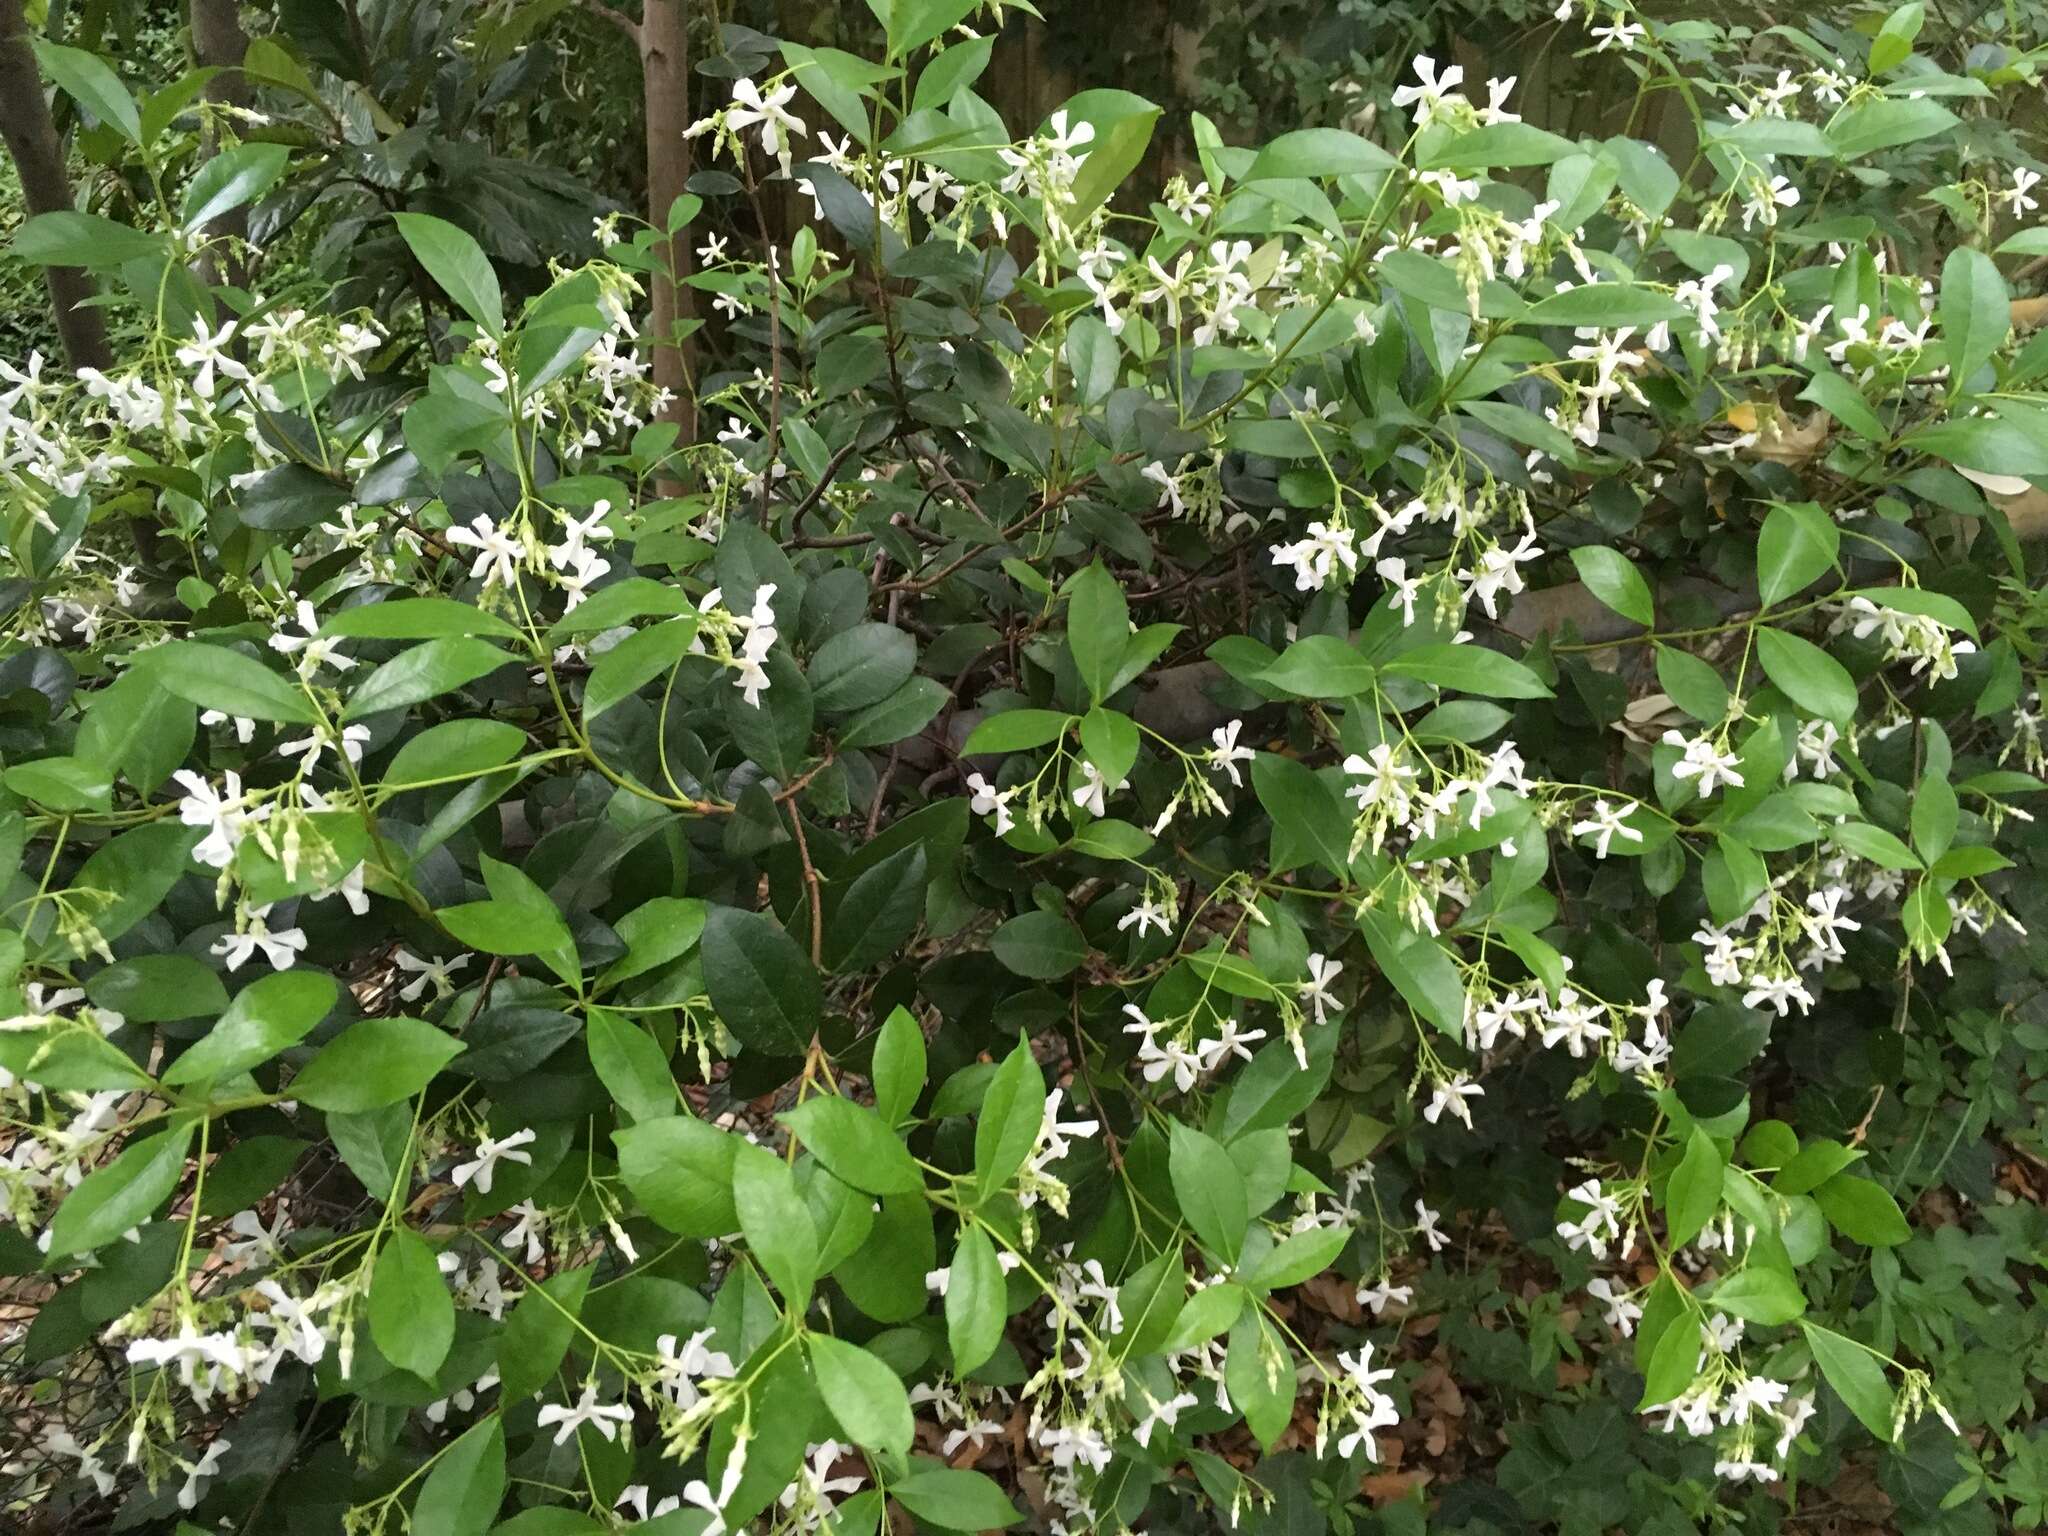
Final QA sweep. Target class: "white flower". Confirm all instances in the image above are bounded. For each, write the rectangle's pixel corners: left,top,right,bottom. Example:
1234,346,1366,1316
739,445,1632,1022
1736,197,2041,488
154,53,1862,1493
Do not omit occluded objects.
1414,1200,1448,1251
1774,1392,1816,1457
210,905,306,972
1663,730,1745,799
681,1442,748,1536
1208,718,1256,787
965,771,1018,835
1143,460,1185,516
267,600,356,676
1570,798,1643,858
1586,1277,1641,1335
656,1327,735,1410
725,77,806,169
536,1381,634,1445
175,769,270,869
1299,953,1343,1025
1072,760,1125,818
1391,54,1465,127
176,318,249,399
444,513,525,591
1118,895,1172,938
1590,18,1646,49
1423,1075,1484,1130
451,1127,537,1195
2000,166,2041,217
394,948,470,1003
1356,1278,1413,1315
1270,521,1359,592
177,1437,229,1509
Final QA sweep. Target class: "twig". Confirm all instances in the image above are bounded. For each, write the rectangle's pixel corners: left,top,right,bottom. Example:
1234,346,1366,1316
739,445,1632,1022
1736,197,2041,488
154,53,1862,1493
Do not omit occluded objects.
785,803,824,966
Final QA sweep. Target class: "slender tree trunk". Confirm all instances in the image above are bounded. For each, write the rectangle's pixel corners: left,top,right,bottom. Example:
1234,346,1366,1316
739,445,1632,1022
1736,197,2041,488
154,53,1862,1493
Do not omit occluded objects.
640,0,695,443
189,0,252,291
0,0,112,371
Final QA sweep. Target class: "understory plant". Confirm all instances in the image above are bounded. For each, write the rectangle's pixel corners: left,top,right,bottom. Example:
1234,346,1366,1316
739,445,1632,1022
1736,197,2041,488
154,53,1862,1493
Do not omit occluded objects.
3,1,2047,1533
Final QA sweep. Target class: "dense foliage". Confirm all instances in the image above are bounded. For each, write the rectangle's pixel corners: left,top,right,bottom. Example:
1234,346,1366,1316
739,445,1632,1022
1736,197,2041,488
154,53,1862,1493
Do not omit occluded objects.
4,2,2047,1534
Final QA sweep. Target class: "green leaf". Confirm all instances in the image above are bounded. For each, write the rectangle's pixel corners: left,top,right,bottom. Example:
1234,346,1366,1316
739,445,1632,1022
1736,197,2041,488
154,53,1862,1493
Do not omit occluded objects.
1169,1122,1249,1263
1868,1,1923,72
1940,247,2009,387
413,1415,505,1536
1655,643,1731,724
1826,96,1958,159
810,623,916,712
342,638,511,720
809,1334,913,1457
615,1115,739,1236
1243,1226,1348,1292
1226,1311,1293,1448
1756,502,1840,608
586,1007,674,1124
4,756,110,813
1253,752,1354,877
944,1224,1006,1374
50,1123,193,1255
85,956,228,1024
393,212,504,337
10,211,167,268
1829,821,1921,870
1815,1173,1911,1246
890,1462,1022,1529
386,719,527,789
1359,910,1465,1036
1636,1301,1700,1408
498,1265,592,1404
34,40,141,141
961,708,1072,755
161,970,337,1084
581,617,700,724
733,1141,819,1306
778,1097,923,1195
144,641,317,724
1801,1322,1896,1440
290,1017,464,1112
1798,367,1889,440
1570,546,1654,627
368,1228,455,1379
973,1037,1045,1204
702,907,819,1055
871,1005,927,1128
1065,314,1119,404
1911,775,1959,864
324,598,524,642
1381,644,1553,699
1077,707,1139,789
836,676,949,749
1706,1267,1807,1325
1246,127,1395,181
1521,284,1687,328
990,911,1086,979
1063,91,1161,220
181,142,291,233
1067,562,1130,705
1755,628,1858,724
1261,634,1377,698
1664,1126,1725,1250
1163,1282,1245,1353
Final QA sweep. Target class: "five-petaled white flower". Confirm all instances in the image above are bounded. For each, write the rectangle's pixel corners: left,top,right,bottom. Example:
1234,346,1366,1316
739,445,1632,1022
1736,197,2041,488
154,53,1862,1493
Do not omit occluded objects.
536,1381,634,1446
451,1127,537,1195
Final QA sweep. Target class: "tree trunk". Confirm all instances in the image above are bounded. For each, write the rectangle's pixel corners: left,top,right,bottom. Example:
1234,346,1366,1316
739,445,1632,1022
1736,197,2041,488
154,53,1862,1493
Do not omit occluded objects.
188,0,252,291
640,0,695,444
0,0,112,372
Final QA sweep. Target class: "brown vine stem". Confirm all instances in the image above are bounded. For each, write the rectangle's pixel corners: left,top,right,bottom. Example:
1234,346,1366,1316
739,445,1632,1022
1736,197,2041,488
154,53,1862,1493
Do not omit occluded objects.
785,801,824,967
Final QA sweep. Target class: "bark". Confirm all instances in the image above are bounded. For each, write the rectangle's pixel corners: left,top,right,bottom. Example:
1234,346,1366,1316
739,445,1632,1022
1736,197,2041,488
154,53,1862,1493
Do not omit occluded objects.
189,0,252,291
639,0,695,443
0,0,112,371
